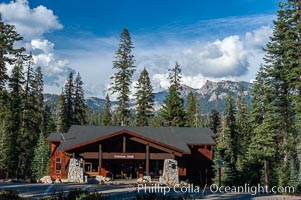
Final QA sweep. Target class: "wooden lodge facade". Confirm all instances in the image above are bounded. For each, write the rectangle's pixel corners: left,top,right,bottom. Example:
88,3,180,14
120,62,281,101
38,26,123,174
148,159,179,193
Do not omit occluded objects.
47,125,216,184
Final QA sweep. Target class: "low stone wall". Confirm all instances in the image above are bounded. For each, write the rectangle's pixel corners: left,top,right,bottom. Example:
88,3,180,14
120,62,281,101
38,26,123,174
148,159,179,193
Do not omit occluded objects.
68,158,84,183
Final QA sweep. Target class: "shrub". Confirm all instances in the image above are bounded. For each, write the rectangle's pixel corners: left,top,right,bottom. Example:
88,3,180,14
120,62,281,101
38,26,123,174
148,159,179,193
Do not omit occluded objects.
0,190,20,199
76,192,108,200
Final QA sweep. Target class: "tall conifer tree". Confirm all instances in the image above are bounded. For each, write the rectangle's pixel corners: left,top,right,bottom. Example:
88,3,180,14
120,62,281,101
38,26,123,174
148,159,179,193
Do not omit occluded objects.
250,1,297,188
186,92,201,127
110,28,135,126
235,87,251,184
58,72,75,132
134,68,154,126
161,63,186,127
102,94,112,126
209,109,220,134
74,72,88,125
0,17,25,178
7,56,25,178
213,95,238,186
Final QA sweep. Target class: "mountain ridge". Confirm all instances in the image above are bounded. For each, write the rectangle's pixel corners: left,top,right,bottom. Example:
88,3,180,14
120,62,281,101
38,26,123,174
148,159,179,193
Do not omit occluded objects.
44,80,253,114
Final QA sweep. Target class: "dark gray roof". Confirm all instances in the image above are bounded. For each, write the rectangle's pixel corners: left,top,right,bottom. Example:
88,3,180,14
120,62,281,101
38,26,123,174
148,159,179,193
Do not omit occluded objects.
47,132,65,141
47,125,215,153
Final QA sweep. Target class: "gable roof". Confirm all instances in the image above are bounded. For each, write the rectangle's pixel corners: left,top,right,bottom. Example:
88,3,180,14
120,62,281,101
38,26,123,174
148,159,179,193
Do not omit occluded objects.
48,125,215,153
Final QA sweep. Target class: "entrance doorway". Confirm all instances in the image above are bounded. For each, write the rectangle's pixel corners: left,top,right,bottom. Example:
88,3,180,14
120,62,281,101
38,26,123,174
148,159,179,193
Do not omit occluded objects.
104,160,145,179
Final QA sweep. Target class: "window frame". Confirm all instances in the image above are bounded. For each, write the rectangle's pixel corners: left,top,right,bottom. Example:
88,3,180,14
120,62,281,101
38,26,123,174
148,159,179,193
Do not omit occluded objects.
55,157,61,174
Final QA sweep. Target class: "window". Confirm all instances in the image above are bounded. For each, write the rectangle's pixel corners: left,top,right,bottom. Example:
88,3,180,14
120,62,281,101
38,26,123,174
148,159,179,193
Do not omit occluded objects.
56,157,61,174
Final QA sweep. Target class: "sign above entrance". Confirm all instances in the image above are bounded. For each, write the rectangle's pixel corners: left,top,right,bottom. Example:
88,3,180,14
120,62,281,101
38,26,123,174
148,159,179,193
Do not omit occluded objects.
113,154,135,159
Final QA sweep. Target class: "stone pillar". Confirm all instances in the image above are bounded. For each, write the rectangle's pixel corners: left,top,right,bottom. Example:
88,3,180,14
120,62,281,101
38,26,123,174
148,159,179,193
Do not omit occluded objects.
68,158,84,183
159,159,179,186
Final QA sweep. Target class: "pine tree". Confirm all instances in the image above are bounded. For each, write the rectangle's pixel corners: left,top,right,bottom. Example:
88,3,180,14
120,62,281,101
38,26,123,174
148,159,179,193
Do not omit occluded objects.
134,68,154,126
250,67,278,189
31,132,50,181
283,0,301,189
168,62,182,92
213,95,238,186
31,105,55,180
0,17,24,89
7,56,25,178
249,1,297,188
57,72,88,132
40,105,56,137
209,109,220,134
110,28,135,126
161,63,186,127
32,66,44,132
57,92,67,132
102,94,112,126
161,85,186,127
186,92,201,127
235,86,251,184
88,109,103,126
0,107,10,178
58,72,75,132
19,54,41,178
74,73,88,125
0,16,25,178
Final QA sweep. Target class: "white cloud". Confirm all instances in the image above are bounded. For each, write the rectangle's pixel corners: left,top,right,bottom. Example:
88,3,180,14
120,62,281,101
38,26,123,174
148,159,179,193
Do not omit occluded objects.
1,0,274,98
245,26,273,49
129,26,273,93
73,25,273,98
31,39,54,54
180,26,273,79
0,0,74,88
0,0,62,40
182,35,248,77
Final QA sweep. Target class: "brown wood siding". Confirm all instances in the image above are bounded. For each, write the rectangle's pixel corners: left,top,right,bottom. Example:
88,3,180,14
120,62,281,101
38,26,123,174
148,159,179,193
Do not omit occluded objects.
50,143,70,180
198,147,213,160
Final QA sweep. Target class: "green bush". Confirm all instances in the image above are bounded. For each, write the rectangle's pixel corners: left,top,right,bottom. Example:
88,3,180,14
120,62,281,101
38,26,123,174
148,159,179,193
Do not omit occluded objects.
67,189,89,200
76,192,108,200
0,190,20,199
41,189,108,200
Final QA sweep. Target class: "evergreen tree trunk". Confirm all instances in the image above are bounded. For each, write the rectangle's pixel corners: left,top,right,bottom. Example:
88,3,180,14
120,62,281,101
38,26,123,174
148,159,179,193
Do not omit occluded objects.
264,159,270,192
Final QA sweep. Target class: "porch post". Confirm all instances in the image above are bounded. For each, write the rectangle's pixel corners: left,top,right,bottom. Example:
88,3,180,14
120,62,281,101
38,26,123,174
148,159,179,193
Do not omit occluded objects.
98,144,102,175
146,144,149,176
123,136,126,153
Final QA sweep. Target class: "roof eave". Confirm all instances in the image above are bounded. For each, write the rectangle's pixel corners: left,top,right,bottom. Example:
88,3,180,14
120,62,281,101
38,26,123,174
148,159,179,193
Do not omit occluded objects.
63,129,187,154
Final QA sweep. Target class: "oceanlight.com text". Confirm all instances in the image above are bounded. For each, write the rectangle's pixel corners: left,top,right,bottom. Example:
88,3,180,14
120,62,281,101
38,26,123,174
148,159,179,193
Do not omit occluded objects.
209,184,295,195
137,184,295,196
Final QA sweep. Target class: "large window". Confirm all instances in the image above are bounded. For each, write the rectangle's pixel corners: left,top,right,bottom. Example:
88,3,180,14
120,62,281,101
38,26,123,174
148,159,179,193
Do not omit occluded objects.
55,157,61,174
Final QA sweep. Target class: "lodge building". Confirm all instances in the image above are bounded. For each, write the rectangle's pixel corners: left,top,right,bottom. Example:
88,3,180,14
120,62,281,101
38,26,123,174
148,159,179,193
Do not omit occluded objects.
47,125,216,184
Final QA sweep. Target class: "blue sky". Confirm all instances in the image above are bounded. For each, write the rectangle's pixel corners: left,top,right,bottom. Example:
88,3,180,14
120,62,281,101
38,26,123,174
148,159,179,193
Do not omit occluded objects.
0,0,279,97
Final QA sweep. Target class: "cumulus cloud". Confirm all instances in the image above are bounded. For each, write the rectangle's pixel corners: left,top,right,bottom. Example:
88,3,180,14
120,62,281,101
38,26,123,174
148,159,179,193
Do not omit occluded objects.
0,0,63,40
0,0,74,88
182,35,248,77
131,26,273,92
1,0,274,98
61,24,273,98
29,39,75,86
245,26,273,49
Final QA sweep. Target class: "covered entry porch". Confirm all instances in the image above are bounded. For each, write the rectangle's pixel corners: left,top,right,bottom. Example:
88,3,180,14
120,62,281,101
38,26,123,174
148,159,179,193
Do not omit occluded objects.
66,131,185,179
